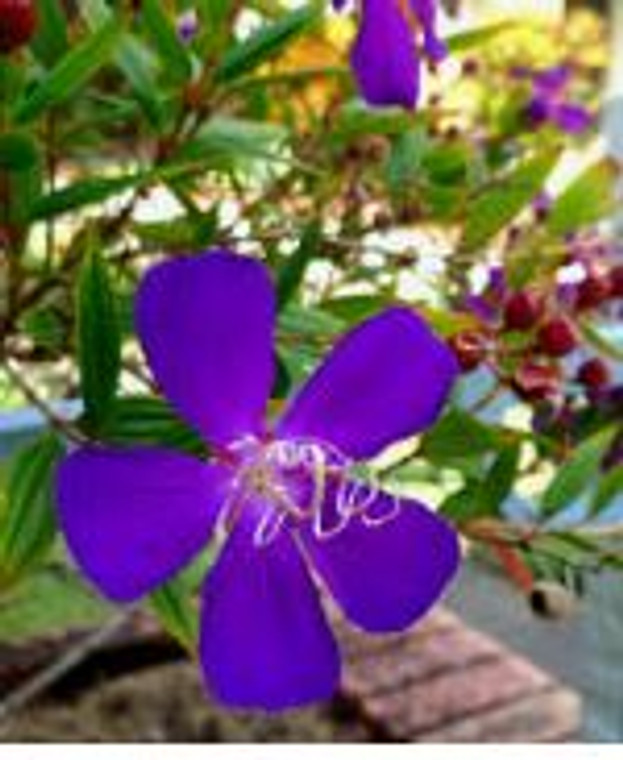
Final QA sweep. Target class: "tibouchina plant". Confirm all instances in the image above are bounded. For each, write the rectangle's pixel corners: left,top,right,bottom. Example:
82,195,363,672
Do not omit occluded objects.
57,250,460,711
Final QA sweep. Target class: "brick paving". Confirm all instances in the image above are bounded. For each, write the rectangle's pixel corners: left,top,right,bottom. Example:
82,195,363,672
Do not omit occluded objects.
0,607,581,742
337,609,582,742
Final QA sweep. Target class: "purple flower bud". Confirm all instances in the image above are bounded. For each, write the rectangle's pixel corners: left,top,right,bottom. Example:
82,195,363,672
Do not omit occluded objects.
177,9,198,44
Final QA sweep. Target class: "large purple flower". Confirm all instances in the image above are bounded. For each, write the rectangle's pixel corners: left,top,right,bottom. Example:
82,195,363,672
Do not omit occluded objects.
334,0,447,109
56,250,460,711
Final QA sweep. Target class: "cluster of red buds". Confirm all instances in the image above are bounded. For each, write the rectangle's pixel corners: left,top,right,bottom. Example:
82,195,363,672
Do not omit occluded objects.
448,254,623,405
0,0,36,55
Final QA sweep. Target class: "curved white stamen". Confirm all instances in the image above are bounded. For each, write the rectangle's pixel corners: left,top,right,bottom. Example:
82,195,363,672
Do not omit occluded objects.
253,506,289,548
222,436,400,548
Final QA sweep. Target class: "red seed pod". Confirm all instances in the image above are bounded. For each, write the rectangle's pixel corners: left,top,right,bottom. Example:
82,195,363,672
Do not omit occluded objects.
448,330,489,373
461,58,480,77
503,290,544,332
575,272,612,310
577,358,611,390
537,316,578,357
610,264,623,298
512,361,560,402
0,0,37,54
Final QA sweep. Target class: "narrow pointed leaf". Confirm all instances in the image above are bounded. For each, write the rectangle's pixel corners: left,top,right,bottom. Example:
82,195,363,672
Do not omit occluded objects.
541,428,617,517
215,4,319,83
142,0,193,84
76,246,121,432
276,221,322,310
13,18,122,123
0,434,64,583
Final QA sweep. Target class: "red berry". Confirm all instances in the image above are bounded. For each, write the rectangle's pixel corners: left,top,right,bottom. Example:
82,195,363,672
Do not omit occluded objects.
537,316,578,357
512,361,560,402
610,264,623,298
462,58,480,76
575,272,611,310
0,0,36,54
448,330,488,372
503,290,544,331
577,358,610,389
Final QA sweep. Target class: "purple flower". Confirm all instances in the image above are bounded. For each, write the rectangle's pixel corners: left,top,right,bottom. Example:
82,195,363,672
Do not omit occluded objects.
56,251,460,711
461,266,507,324
333,0,447,109
177,9,199,44
520,65,592,135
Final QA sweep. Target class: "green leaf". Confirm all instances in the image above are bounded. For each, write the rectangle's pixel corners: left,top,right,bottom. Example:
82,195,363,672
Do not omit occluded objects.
132,211,218,251
215,4,319,83
423,142,469,186
276,221,322,310
419,408,505,467
590,464,623,516
0,131,40,172
547,160,616,236
0,569,112,641
460,150,559,253
279,304,345,339
151,579,198,652
30,0,69,66
196,0,234,34
446,21,517,53
439,482,482,523
0,131,42,226
322,294,391,323
0,434,64,583
142,0,193,84
115,33,166,129
577,319,623,362
386,127,428,195
176,116,288,170
13,18,122,123
101,396,204,455
30,173,146,220
477,444,521,515
332,102,413,141
541,428,617,517
76,245,121,432
438,443,520,523
20,306,67,353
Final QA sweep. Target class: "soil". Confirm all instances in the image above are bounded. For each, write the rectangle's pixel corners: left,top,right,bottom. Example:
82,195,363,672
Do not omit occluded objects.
0,661,371,742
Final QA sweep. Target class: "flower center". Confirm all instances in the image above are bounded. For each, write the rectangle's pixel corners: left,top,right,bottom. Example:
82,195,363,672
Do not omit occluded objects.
220,436,399,548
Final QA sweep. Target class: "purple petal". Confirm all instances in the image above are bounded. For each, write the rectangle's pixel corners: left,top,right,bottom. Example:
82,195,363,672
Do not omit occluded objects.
410,0,447,63
136,251,275,447
461,294,498,323
331,0,349,9
177,10,199,44
533,65,570,95
351,0,419,109
199,514,340,710
301,491,460,632
556,281,579,308
422,29,447,64
525,95,551,127
551,102,592,134
462,265,507,323
278,307,458,460
510,65,532,81
57,447,229,602
487,265,508,300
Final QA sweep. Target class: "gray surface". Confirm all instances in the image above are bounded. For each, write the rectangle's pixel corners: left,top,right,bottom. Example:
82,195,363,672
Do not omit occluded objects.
449,559,623,742
0,402,80,459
